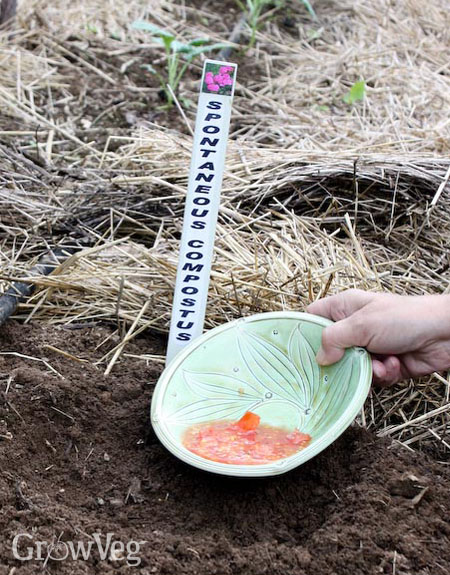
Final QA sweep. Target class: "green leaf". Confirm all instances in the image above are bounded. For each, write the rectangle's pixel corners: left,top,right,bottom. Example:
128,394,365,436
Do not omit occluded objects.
199,42,230,52
170,40,191,53
297,0,317,20
86,24,98,34
140,64,157,74
343,80,366,105
179,43,229,60
307,28,322,41
188,37,212,46
181,97,194,108
132,20,174,41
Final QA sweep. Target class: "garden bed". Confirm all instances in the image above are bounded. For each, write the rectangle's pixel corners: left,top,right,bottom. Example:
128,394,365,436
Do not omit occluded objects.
1,322,449,574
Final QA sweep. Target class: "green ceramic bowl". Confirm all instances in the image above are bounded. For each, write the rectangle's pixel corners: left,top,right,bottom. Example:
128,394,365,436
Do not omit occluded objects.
151,312,372,477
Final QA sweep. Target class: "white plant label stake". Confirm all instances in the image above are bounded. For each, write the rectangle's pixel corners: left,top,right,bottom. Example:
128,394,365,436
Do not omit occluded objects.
166,60,237,365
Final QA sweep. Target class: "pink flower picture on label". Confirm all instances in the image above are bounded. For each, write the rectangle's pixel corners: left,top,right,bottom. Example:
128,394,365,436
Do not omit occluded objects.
202,63,235,96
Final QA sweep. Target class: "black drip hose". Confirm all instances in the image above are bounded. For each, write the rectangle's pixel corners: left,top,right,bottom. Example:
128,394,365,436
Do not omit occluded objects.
0,246,78,327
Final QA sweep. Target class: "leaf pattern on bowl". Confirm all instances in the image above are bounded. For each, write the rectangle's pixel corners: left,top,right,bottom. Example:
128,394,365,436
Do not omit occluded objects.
237,328,307,408
167,397,261,424
287,323,320,407
184,370,262,400
307,350,355,434
168,322,355,430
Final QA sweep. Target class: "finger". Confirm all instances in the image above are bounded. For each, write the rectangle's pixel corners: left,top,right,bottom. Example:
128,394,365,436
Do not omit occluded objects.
373,356,402,387
371,358,387,383
307,289,374,322
316,315,368,365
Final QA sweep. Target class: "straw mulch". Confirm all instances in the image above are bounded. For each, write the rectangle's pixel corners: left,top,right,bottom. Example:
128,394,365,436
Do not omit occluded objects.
0,0,449,456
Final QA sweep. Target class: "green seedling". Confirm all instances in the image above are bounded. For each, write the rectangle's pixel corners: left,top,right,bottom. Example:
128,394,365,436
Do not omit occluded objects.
235,0,272,48
343,80,366,105
86,23,98,35
235,0,317,48
133,21,227,108
297,0,317,20
315,104,330,112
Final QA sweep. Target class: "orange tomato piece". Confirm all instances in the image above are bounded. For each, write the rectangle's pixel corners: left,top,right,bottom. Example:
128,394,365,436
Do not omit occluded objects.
237,411,261,431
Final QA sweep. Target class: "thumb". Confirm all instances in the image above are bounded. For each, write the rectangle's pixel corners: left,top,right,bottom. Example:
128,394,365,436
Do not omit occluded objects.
316,316,365,365
307,289,374,322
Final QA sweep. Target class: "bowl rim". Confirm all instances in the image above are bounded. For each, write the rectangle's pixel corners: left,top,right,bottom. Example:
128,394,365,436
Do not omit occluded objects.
151,311,372,477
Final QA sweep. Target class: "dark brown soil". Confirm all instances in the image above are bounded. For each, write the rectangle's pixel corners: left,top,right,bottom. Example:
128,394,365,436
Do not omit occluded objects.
0,321,449,575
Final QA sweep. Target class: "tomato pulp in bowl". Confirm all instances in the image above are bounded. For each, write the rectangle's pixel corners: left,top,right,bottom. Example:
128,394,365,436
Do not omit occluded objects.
182,411,311,465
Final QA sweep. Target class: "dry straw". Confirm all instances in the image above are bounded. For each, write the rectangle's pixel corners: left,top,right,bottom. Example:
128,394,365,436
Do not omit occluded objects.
0,0,449,455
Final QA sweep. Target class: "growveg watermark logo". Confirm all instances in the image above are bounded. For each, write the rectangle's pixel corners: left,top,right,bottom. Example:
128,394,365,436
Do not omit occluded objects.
12,532,146,567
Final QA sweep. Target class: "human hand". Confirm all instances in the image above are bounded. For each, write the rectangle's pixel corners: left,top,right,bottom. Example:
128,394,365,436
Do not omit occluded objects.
306,289,450,386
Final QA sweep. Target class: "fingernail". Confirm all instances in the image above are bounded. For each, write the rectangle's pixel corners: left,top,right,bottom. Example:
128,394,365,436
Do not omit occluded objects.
316,346,328,365
386,356,397,369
